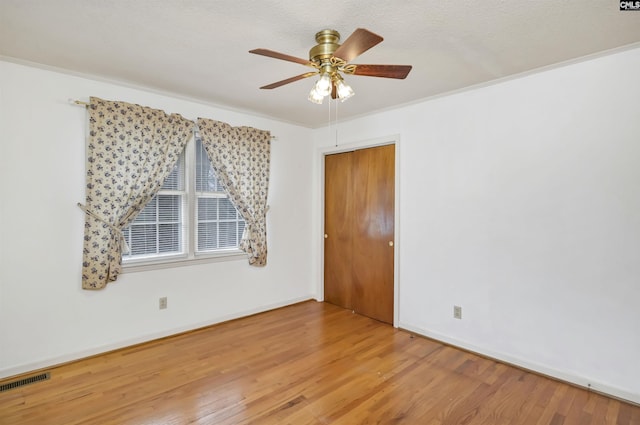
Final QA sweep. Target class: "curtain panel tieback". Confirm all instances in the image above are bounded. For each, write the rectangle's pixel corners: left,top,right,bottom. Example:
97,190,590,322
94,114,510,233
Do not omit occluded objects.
240,211,268,265
77,203,130,254
242,210,267,240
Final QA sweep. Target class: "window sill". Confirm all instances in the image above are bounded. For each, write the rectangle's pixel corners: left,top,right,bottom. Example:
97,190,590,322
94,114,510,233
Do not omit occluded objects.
122,250,247,274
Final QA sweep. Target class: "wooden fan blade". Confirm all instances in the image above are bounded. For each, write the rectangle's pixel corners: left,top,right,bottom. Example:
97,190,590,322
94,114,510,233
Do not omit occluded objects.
333,28,383,63
352,64,412,79
249,48,314,67
260,72,317,89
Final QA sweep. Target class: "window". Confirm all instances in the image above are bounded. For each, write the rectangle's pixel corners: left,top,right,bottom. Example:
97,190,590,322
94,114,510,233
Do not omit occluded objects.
121,136,245,267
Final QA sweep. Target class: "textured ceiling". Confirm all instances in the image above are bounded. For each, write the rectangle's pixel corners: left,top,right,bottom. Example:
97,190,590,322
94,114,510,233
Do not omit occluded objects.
1,0,640,128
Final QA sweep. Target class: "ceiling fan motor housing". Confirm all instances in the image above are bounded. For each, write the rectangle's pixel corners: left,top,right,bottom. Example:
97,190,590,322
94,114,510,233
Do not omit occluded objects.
309,29,341,66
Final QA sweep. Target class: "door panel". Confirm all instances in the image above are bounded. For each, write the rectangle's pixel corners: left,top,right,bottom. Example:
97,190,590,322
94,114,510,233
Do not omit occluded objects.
351,145,395,324
324,152,354,309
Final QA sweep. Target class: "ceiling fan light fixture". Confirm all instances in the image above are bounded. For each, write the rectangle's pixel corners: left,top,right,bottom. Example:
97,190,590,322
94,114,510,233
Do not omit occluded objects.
314,73,332,97
336,79,355,102
308,87,325,104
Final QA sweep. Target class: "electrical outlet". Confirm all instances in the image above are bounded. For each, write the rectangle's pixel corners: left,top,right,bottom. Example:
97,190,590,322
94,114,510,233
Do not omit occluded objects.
453,305,462,319
159,297,168,310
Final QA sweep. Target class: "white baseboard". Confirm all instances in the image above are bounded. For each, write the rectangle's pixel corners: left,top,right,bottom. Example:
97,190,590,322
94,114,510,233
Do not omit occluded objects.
0,295,316,380
398,322,639,406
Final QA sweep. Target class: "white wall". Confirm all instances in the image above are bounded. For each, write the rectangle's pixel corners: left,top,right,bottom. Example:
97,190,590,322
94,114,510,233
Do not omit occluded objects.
0,61,315,378
313,47,640,403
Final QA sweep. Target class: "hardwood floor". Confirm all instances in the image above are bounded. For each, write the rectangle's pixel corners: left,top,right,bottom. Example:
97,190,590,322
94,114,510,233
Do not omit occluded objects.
1,301,638,424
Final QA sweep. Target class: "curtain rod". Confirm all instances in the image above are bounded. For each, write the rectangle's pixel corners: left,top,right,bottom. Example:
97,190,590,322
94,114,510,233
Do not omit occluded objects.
68,98,277,140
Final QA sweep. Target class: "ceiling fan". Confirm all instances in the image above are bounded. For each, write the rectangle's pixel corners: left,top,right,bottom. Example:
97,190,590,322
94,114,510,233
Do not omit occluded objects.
249,28,412,104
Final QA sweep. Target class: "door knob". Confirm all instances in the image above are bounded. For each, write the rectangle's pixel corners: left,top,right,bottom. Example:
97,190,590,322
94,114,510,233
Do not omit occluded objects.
389,241,394,247
324,234,328,239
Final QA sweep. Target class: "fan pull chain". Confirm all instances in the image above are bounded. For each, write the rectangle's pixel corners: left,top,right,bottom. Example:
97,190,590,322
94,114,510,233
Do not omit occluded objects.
327,95,332,147
334,98,339,147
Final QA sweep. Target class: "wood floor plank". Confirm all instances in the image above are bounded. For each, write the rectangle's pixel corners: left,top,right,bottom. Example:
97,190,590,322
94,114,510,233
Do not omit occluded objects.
0,301,638,424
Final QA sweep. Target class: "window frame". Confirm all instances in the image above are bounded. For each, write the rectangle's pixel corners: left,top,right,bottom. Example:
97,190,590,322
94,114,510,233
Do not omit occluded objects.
122,136,246,273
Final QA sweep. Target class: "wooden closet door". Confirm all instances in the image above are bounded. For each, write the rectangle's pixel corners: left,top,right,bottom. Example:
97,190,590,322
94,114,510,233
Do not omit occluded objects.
352,145,395,324
324,151,354,309
324,145,395,325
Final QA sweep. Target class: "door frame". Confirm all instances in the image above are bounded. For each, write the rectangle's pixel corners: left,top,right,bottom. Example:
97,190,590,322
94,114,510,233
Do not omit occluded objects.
316,134,401,327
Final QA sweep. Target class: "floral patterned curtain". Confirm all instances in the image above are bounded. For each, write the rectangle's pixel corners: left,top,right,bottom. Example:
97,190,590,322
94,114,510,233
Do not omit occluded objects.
196,118,271,266
79,97,193,289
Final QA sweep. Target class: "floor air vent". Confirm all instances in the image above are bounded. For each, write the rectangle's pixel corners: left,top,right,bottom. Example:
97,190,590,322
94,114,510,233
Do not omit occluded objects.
0,372,51,392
